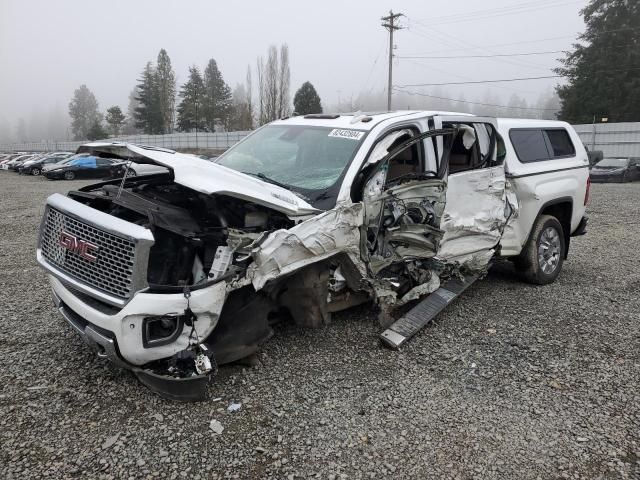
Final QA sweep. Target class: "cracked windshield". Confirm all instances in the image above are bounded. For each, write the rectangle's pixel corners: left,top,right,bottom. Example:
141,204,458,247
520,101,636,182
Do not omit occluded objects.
215,125,364,192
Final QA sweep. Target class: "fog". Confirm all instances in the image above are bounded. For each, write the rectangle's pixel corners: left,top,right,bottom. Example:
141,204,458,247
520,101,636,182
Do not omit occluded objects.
0,0,587,142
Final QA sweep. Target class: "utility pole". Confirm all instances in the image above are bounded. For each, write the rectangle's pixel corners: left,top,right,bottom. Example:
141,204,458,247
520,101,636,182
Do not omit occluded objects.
381,10,403,111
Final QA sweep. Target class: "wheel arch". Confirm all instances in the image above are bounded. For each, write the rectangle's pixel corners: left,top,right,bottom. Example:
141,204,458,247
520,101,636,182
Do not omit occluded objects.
531,197,573,259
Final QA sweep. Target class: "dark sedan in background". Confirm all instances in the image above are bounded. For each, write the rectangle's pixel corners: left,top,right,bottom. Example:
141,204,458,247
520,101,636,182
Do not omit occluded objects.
590,157,640,183
43,156,121,180
19,152,73,175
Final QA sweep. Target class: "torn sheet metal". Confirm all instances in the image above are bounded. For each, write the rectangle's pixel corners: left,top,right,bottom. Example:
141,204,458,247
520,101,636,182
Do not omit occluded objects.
396,273,440,306
364,179,447,274
249,204,364,290
436,166,516,269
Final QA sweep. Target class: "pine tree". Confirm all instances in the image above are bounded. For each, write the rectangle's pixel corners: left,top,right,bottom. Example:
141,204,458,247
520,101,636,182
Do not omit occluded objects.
123,88,141,134
156,49,176,133
555,0,640,123
134,62,162,134
105,106,126,136
293,81,322,115
87,119,107,141
176,66,207,132
68,84,101,140
203,59,232,132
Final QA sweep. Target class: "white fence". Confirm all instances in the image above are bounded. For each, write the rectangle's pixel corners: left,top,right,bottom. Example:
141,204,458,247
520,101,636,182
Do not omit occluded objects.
0,131,251,153
573,122,640,157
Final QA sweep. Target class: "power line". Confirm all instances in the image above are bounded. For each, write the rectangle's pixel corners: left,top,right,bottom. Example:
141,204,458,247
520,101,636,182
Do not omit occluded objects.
399,57,541,95
412,0,583,26
398,75,562,87
415,0,583,26
399,44,638,59
392,87,559,111
398,50,566,59
402,26,640,57
396,67,640,87
407,21,552,71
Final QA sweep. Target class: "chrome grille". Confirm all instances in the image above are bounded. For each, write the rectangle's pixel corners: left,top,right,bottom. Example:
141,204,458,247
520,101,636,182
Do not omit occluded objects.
41,207,136,299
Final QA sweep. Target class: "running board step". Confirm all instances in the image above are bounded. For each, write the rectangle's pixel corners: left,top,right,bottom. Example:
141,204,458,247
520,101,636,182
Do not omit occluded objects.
380,274,479,349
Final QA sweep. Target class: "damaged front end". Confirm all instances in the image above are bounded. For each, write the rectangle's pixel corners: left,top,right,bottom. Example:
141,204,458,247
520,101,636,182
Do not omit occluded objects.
37,119,516,400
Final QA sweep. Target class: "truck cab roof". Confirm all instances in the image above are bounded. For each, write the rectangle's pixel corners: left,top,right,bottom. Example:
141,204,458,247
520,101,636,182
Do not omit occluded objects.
271,110,473,130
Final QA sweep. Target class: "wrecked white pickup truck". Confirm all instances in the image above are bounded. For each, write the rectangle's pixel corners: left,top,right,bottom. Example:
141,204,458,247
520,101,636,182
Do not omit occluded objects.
37,111,589,400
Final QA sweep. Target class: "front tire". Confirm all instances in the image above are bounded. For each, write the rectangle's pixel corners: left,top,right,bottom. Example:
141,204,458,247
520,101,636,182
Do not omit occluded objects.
31,167,41,176
516,214,565,285
64,171,75,180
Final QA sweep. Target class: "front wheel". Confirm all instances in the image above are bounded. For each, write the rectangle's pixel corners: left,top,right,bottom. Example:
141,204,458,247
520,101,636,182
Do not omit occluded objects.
64,171,75,180
515,214,565,285
31,167,41,176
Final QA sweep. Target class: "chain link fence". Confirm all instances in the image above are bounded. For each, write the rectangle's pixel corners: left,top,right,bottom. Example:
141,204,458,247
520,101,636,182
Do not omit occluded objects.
0,131,251,153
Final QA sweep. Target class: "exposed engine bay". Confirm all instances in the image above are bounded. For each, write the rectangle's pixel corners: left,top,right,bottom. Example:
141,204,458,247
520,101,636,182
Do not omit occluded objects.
37,118,517,401
70,178,293,290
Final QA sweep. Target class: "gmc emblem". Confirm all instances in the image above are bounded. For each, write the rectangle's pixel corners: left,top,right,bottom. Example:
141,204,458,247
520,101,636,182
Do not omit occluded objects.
59,231,99,262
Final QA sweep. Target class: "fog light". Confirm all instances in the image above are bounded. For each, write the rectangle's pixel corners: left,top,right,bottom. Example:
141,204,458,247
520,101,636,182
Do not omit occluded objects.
142,314,184,348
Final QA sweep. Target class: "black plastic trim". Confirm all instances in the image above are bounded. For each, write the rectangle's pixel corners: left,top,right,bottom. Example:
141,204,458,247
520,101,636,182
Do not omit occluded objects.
571,216,588,237
142,315,185,349
506,164,588,179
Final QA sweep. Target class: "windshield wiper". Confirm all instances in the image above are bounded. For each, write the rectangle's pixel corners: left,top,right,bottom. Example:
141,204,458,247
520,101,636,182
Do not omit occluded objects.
313,189,332,201
242,171,292,191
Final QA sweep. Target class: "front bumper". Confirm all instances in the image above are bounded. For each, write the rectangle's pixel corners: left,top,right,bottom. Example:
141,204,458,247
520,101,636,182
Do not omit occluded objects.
52,288,130,369
44,171,64,179
49,276,228,401
47,275,227,365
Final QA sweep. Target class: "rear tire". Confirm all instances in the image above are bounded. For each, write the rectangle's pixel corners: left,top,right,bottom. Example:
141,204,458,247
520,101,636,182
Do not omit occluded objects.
64,171,75,180
31,168,41,176
126,169,137,177
515,214,565,285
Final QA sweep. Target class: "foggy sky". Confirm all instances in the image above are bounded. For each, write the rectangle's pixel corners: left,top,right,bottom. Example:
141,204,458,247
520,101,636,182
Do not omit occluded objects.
0,0,587,135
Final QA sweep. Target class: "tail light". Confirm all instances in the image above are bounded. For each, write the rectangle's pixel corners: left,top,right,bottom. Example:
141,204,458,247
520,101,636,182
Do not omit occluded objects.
584,176,591,206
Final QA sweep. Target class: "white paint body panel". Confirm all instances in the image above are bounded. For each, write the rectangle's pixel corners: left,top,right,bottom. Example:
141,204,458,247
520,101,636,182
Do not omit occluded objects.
49,275,227,366
497,119,589,256
438,166,509,266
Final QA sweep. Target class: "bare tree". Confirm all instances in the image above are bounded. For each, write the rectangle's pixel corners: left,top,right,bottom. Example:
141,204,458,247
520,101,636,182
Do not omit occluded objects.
277,44,290,118
266,45,278,122
245,65,253,128
256,44,291,125
256,57,266,125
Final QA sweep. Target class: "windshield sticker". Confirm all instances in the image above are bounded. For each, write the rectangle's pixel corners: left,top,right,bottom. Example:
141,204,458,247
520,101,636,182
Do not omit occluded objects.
328,129,365,141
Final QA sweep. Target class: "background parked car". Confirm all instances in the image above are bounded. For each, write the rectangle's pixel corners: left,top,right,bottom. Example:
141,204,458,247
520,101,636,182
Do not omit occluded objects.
110,160,169,178
42,153,91,173
5,154,38,171
19,152,74,175
589,157,640,182
44,156,122,180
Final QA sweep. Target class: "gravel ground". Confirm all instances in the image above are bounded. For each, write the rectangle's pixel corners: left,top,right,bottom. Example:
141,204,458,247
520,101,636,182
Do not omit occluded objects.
0,173,638,480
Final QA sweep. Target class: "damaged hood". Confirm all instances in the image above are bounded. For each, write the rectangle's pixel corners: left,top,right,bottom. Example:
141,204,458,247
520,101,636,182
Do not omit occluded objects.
78,142,319,216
